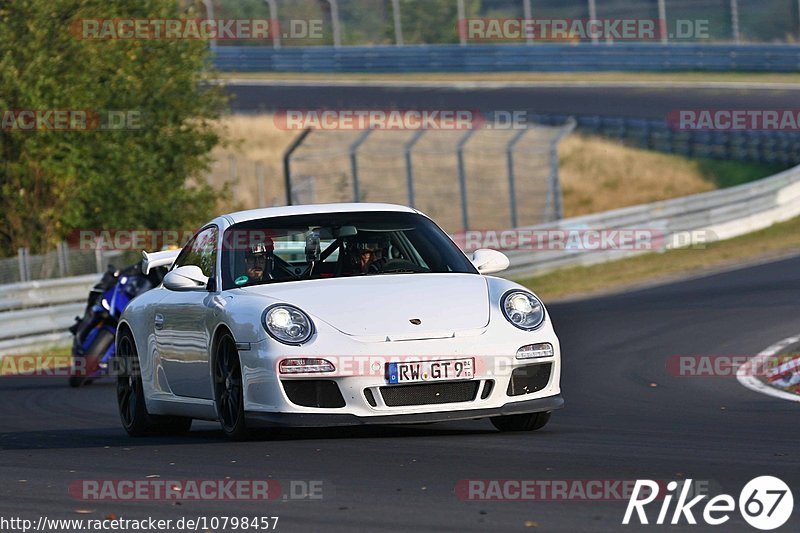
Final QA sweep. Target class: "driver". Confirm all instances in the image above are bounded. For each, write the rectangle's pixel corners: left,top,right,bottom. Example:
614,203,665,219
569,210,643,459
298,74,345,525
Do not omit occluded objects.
244,239,275,282
344,233,390,275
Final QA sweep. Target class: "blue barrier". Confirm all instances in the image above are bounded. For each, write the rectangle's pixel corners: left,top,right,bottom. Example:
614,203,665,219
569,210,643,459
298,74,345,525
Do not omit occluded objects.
530,114,800,165
213,43,800,73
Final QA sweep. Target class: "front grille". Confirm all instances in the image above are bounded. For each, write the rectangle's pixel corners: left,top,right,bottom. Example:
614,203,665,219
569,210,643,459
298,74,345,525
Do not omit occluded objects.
507,363,552,396
480,379,495,399
281,380,345,408
380,381,480,407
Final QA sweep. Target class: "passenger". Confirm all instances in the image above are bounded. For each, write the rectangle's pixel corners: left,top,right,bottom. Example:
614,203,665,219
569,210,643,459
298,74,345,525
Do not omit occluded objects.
343,234,389,275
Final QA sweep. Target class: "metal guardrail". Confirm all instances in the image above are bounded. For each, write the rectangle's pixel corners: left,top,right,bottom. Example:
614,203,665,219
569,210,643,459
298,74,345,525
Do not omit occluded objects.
0,275,97,312
2,162,799,353
0,275,97,355
503,163,800,277
213,44,800,73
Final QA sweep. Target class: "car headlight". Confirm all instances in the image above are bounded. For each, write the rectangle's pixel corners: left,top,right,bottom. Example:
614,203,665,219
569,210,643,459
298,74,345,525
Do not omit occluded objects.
263,305,314,345
501,290,545,330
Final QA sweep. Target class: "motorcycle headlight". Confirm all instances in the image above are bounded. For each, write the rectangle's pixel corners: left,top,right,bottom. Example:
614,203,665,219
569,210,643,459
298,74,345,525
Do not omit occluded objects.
501,291,545,331
263,305,314,345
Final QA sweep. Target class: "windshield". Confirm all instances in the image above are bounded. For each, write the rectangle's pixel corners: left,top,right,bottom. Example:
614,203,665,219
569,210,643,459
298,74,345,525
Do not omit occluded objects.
220,211,477,290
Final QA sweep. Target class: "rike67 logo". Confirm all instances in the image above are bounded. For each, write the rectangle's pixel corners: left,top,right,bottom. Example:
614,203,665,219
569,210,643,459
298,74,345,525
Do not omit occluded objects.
623,477,793,530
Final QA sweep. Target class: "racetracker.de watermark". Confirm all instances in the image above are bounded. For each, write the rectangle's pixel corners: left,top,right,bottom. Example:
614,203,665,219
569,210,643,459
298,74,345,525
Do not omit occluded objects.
69,229,196,251
1,110,142,132
458,18,709,42
274,109,484,131
666,354,800,378
69,479,325,501
455,479,693,501
452,229,715,253
668,109,800,131
69,229,315,252
70,18,323,41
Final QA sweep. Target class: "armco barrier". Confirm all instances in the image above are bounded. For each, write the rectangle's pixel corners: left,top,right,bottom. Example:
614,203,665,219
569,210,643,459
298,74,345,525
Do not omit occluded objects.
0,275,97,312
213,43,800,73
503,163,800,277
1,163,799,354
0,276,96,355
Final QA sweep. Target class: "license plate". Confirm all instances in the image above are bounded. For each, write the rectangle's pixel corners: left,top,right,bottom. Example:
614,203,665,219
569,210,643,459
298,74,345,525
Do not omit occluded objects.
386,358,474,384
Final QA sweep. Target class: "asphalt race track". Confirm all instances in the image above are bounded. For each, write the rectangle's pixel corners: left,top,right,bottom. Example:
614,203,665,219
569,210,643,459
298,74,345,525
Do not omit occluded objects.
226,81,800,119
2,254,799,532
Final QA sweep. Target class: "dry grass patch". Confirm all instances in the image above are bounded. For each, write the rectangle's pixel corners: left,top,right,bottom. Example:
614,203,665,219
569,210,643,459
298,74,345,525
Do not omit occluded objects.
208,115,298,210
559,134,717,216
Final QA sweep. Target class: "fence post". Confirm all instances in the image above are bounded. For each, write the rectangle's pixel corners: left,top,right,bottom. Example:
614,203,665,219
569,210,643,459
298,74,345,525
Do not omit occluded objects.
404,130,426,208
264,0,281,48
548,118,577,221
326,0,342,47
457,128,478,231
350,129,373,202
283,128,313,206
95,246,104,274
506,128,529,228
392,0,404,45
588,0,599,45
17,247,30,282
256,162,266,207
657,0,668,44
730,0,741,44
200,0,217,50
457,0,467,46
57,241,69,278
523,0,533,45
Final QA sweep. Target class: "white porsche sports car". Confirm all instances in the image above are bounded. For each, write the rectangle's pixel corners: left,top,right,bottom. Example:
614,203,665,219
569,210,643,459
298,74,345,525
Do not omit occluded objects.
116,203,563,439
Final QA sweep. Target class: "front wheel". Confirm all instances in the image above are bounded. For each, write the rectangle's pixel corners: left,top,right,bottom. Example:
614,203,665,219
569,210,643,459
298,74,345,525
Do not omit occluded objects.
116,330,192,437
213,333,250,440
68,328,115,388
491,411,551,432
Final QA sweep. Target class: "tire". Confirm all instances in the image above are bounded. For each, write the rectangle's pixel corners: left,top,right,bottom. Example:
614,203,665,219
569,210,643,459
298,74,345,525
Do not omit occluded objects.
490,411,551,432
116,329,192,437
68,328,114,388
213,332,250,440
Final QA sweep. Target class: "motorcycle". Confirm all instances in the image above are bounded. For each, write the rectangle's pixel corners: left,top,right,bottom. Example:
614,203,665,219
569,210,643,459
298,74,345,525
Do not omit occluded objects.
68,259,167,387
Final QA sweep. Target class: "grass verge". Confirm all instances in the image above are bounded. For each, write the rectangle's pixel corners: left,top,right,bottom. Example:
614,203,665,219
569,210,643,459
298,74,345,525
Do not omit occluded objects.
517,215,800,301
0,345,71,376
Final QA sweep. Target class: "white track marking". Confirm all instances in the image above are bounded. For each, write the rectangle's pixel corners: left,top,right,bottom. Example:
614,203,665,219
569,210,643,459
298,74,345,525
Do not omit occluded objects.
737,335,800,403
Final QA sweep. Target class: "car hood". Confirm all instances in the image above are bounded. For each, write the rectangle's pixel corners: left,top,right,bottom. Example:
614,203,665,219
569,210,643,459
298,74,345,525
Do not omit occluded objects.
240,274,490,340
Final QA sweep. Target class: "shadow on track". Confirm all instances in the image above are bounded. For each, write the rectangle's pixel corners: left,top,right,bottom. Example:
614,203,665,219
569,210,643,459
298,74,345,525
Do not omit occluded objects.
0,424,499,451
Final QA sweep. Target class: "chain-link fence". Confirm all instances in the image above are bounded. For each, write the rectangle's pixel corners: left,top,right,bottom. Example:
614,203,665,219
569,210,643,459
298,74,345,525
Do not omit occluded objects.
209,0,800,46
285,119,576,234
0,246,141,285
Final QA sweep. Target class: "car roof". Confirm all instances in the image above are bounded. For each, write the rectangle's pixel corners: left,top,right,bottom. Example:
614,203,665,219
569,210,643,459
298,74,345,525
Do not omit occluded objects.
220,203,419,225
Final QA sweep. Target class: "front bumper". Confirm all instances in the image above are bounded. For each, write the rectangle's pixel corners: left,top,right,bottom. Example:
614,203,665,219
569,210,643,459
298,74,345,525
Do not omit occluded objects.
245,393,564,427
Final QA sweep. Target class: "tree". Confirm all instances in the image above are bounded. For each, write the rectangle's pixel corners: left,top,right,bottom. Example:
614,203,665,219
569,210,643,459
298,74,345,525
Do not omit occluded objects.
0,0,227,256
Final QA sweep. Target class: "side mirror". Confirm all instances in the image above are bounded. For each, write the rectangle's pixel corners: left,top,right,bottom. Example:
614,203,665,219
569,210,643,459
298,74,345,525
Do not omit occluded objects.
163,265,209,291
471,249,510,275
